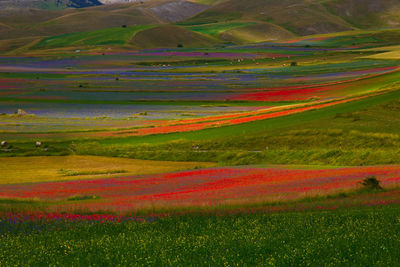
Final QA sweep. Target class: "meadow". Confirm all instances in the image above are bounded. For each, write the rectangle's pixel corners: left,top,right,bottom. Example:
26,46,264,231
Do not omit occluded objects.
2,26,400,265
0,156,214,184
1,205,400,266
0,164,399,213
34,25,155,48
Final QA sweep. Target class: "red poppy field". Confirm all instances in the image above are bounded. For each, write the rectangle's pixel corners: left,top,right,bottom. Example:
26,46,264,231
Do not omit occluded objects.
4,3,400,265
1,165,399,213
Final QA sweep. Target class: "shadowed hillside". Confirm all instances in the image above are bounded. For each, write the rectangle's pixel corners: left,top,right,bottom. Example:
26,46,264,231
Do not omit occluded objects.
0,0,208,40
131,24,218,47
187,0,400,35
1,0,400,52
324,0,400,28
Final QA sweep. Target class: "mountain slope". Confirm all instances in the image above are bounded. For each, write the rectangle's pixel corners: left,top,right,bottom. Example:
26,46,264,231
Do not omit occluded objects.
324,0,400,28
2,0,400,52
0,0,209,40
186,0,400,35
219,22,296,43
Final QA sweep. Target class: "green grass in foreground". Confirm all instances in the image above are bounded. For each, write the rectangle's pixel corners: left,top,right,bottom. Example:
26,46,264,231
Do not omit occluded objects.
0,205,399,266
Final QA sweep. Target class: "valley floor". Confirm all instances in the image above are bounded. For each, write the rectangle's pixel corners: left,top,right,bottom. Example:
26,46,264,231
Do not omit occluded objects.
2,28,400,265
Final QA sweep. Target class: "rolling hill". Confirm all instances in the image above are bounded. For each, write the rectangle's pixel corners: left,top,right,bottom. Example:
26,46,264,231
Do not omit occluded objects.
185,0,400,35
1,0,400,53
131,24,218,47
2,1,400,264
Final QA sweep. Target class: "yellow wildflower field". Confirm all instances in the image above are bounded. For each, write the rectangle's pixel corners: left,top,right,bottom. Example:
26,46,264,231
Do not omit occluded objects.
0,155,215,184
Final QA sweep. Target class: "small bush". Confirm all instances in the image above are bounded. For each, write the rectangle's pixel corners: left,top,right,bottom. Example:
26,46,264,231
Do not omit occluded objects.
67,195,100,201
360,176,382,190
58,169,128,177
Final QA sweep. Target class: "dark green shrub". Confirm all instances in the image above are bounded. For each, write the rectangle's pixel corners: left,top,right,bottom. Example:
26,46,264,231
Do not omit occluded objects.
361,176,382,190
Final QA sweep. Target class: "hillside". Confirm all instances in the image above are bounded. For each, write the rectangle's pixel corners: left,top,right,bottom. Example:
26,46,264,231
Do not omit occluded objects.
131,24,218,47
186,0,400,35
0,0,208,41
1,0,400,53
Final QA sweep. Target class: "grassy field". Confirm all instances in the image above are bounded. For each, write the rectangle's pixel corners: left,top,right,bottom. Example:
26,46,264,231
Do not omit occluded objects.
0,156,214,184
65,88,400,166
1,205,399,266
2,1,400,265
185,21,257,36
3,87,400,166
0,164,398,213
1,20,400,266
363,45,400,60
34,25,155,49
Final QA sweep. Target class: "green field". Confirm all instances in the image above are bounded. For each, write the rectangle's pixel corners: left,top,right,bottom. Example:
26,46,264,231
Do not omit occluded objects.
2,0,400,264
185,21,257,36
34,25,155,48
1,205,400,266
